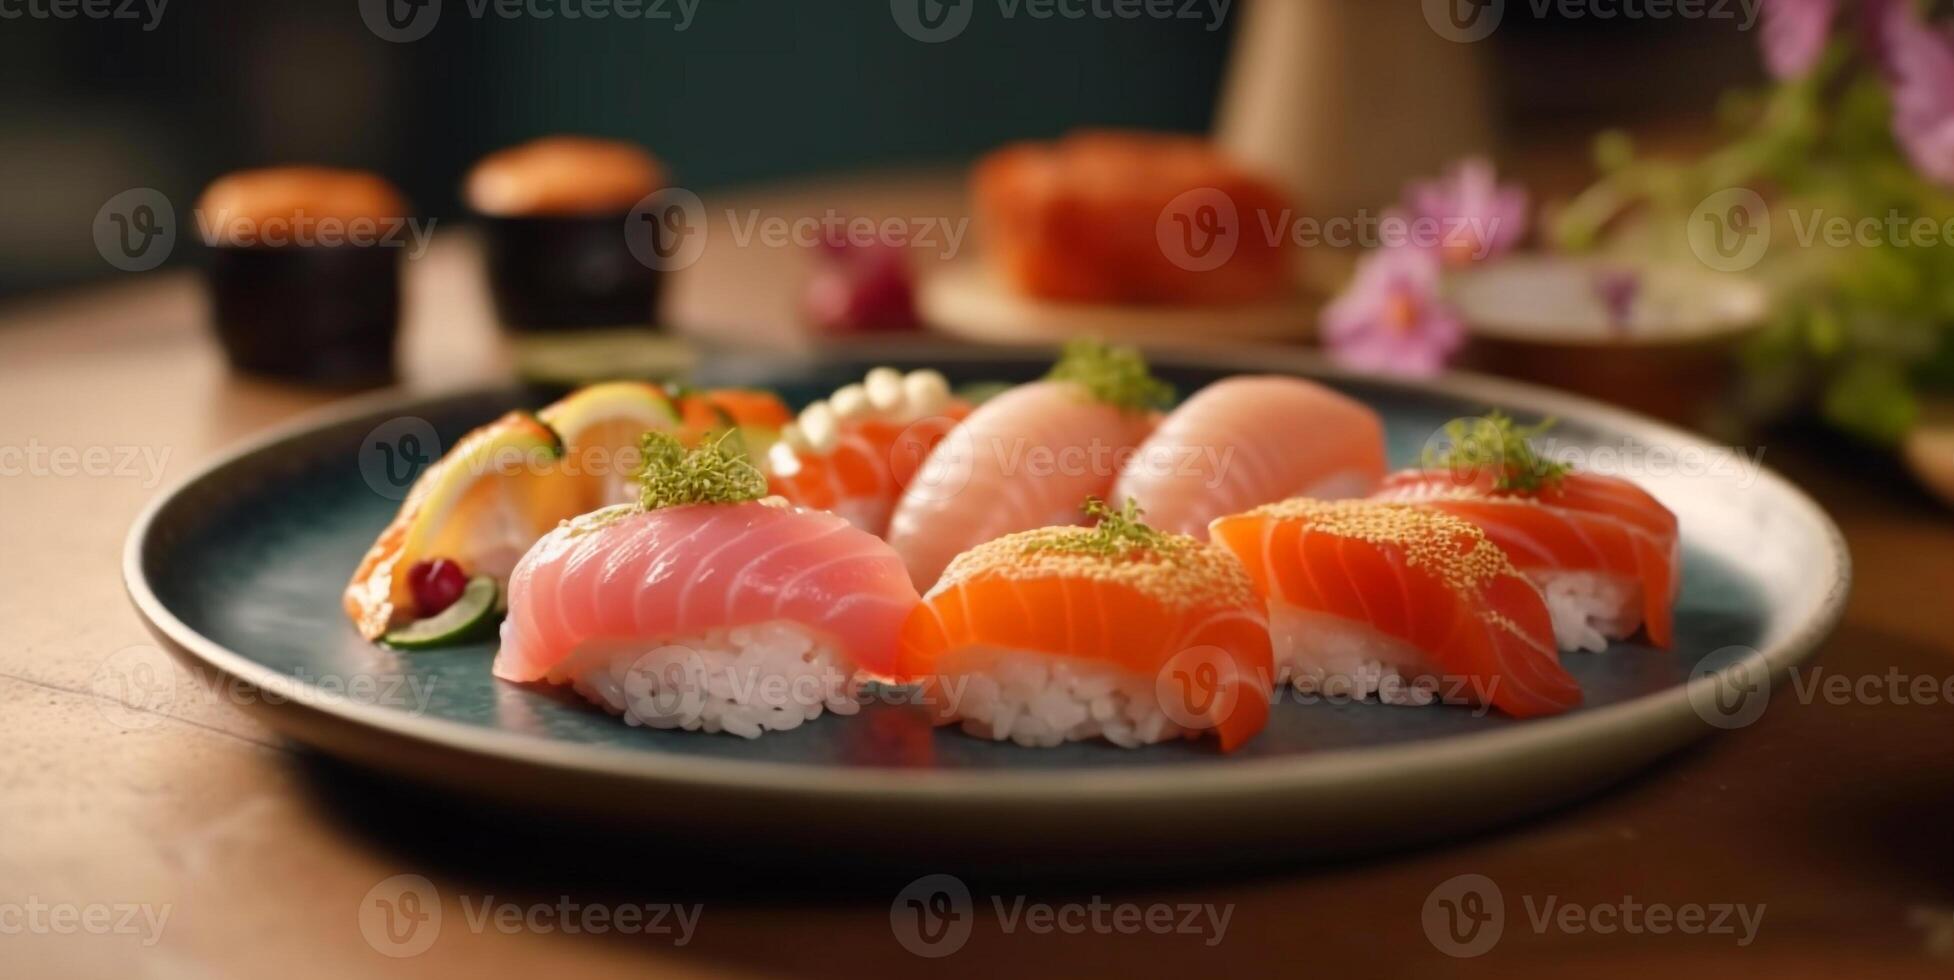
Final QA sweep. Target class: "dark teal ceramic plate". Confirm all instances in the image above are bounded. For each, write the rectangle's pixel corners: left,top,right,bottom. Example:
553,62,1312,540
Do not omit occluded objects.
125,343,1849,863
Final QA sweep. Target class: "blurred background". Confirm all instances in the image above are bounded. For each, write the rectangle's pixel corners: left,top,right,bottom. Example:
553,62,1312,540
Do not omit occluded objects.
0,0,1763,297
10,0,1952,494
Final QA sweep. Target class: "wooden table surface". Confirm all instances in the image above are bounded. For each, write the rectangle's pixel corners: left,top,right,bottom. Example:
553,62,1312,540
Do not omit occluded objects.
5,173,1954,979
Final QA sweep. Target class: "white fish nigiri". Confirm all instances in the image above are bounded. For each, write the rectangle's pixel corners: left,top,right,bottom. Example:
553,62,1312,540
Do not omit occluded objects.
883,342,1166,589
1111,376,1386,539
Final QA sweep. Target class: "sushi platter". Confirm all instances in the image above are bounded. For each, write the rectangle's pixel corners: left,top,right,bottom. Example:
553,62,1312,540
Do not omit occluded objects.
124,344,1848,864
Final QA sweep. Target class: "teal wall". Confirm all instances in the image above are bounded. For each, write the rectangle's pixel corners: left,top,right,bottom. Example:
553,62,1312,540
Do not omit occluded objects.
0,0,1236,294
447,2,1235,194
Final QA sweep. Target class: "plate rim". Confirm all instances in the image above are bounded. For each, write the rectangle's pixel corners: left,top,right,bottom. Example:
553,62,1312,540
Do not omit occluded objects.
123,341,1853,805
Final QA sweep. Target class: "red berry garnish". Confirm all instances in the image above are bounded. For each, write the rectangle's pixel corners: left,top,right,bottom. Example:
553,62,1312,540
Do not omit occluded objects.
407,558,469,616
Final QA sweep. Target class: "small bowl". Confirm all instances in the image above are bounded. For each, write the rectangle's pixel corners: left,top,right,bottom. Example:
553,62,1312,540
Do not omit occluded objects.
1448,256,1769,428
1903,398,1954,511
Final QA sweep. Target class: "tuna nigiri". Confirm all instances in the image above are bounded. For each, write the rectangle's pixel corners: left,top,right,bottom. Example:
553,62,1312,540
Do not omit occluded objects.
766,368,971,535
1209,499,1581,719
885,340,1167,589
495,433,921,737
1111,375,1386,539
897,499,1274,750
1373,414,1681,652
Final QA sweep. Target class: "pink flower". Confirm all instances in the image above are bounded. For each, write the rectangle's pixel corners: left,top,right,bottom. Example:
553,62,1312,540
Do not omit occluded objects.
1759,0,1840,80
1402,158,1530,266
1322,247,1463,378
1883,4,1954,187
1591,266,1642,335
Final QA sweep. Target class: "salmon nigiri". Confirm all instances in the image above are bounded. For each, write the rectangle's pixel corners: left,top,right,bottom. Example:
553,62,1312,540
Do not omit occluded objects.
495,433,920,738
885,340,1168,590
1210,499,1581,719
1373,414,1681,652
766,368,971,535
1110,375,1387,539
897,499,1274,750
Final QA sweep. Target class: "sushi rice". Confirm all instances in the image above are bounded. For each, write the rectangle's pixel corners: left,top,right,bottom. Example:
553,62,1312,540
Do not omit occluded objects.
1536,571,1641,654
1210,499,1582,719
929,646,1193,749
1266,604,1442,707
540,620,864,738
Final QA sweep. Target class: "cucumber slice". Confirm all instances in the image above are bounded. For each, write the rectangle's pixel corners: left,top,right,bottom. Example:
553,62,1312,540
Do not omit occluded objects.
383,576,500,650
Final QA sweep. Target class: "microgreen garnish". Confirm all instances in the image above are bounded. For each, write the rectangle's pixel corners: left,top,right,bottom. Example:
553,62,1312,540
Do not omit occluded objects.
1023,497,1186,560
1422,412,1572,492
1045,339,1175,413
634,430,767,510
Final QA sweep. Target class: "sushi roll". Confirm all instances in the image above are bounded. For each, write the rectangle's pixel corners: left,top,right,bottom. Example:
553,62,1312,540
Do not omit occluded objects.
494,433,920,737
885,340,1167,589
1210,499,1581,718
466,135,667,332
766,367,971,534
1372,414,1681,652
198,166,408,385
1110,375,1387,539
897,499,1274,750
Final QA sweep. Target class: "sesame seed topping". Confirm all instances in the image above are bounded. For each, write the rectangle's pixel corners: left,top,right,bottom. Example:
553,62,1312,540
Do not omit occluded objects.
934,524,1260,613
1240,498,1524,592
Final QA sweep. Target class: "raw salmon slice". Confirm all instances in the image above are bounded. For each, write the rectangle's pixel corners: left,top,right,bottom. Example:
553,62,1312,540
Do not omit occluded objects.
1374,468,1681,651
1210,499,1581,719
897,516,1274,750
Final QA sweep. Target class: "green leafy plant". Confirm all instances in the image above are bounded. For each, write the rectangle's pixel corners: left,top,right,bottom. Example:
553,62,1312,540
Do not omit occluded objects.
1554,6,1954,444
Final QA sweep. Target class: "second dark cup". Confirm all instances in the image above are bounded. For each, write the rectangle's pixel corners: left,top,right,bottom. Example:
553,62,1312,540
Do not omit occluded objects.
467,136,667,333
479,212,661,331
